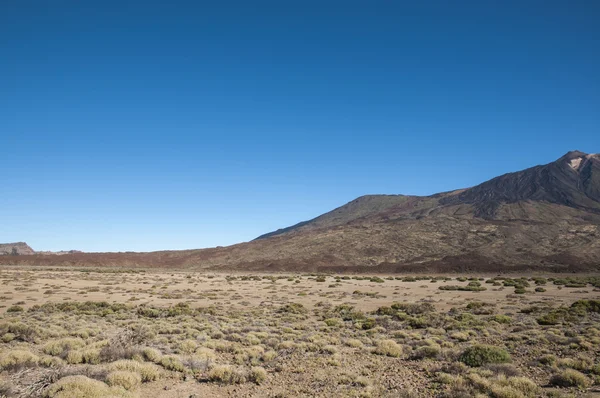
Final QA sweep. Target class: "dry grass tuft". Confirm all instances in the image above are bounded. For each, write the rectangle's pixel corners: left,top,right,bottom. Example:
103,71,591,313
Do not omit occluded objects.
109,359,161,382
105,370,141,391
208,365,248,384
374,339,403,357
43,375,130,398
0,349,39,371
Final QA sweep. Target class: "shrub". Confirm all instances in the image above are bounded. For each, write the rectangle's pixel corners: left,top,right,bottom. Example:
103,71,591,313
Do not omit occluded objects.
0,349,39,371
1,333,15,343
334,304,365,321
345,339,364,348
262,350,277,362
43,338,85,356
136,307,161,318
43,375,128,398
450,332,469,342
109,359,161,382
459,345,511,367
503,376,540,396
324,318,342,327
249,366,267,384
141,347,162,363
439,285,486,292
485,363,521,377
98,330,145,363
571,300,600,314
194,347,216,362
278,303,307,314
361,318,376,330
374,339,403,357
80,348,101,364
537,311,563,325
106,370,141,391
412,345,440,360
208,365,247,384
39,355,64,368
538,354,557,366
178,339,198,354
160,355,185,372
490,315,512,324
66,350,84,364
549,369,591,388
6,305,24,313
391,302,435,315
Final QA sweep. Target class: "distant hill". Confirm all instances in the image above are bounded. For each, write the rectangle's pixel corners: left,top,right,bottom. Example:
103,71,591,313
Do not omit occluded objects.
2,151,599,272
0,242,35,255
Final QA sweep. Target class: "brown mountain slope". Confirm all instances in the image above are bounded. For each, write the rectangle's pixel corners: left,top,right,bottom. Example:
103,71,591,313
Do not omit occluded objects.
255,194,418,239
2,151,599,272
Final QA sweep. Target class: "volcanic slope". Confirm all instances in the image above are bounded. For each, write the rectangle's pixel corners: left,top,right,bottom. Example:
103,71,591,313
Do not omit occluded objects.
2,151,599,272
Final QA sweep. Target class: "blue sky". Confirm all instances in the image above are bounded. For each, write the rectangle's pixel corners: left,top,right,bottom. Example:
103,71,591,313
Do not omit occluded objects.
1,1,598,252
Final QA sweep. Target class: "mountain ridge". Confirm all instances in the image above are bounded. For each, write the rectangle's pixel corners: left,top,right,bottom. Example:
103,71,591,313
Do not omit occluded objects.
1,151,599,272
256,151,600,240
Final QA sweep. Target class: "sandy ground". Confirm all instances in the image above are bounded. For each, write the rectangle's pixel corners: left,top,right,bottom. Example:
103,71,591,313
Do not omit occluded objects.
0,268,598,314
2,267,600,397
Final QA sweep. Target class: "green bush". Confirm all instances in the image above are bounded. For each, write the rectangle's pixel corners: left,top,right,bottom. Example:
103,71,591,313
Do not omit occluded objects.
571,300,600,314
459,345,511,367
439,285,486,292
411,345,440,360
490,315,512,324
361,318,376,330
278,303,307,314
391,302,435,315
334,304,365,321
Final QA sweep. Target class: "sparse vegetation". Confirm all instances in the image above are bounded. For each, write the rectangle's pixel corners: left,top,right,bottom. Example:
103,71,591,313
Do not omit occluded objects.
459,345,511,367
0,269,596,397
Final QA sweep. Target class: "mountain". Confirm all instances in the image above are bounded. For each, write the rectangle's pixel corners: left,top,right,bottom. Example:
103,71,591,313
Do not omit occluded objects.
0,242,35,256
2,151,599,272
441,150,600,218
255,195,417,239
258,151,600,239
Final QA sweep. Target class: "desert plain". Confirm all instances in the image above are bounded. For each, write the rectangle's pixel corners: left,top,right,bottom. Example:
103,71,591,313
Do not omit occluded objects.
0,267,599,397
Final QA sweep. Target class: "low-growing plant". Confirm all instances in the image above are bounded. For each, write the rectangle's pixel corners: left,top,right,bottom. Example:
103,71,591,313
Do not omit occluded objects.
249,366,267,384
109,359,161,382
208,365,248,384
106,370,141,391
43,375,128,398
459,345,511,367
0,349,39,371
160,355,185,372
374,339,403,357
549,369,591,388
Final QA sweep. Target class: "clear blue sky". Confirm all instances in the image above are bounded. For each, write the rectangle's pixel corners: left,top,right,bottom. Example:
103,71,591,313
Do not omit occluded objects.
1,1,598,252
